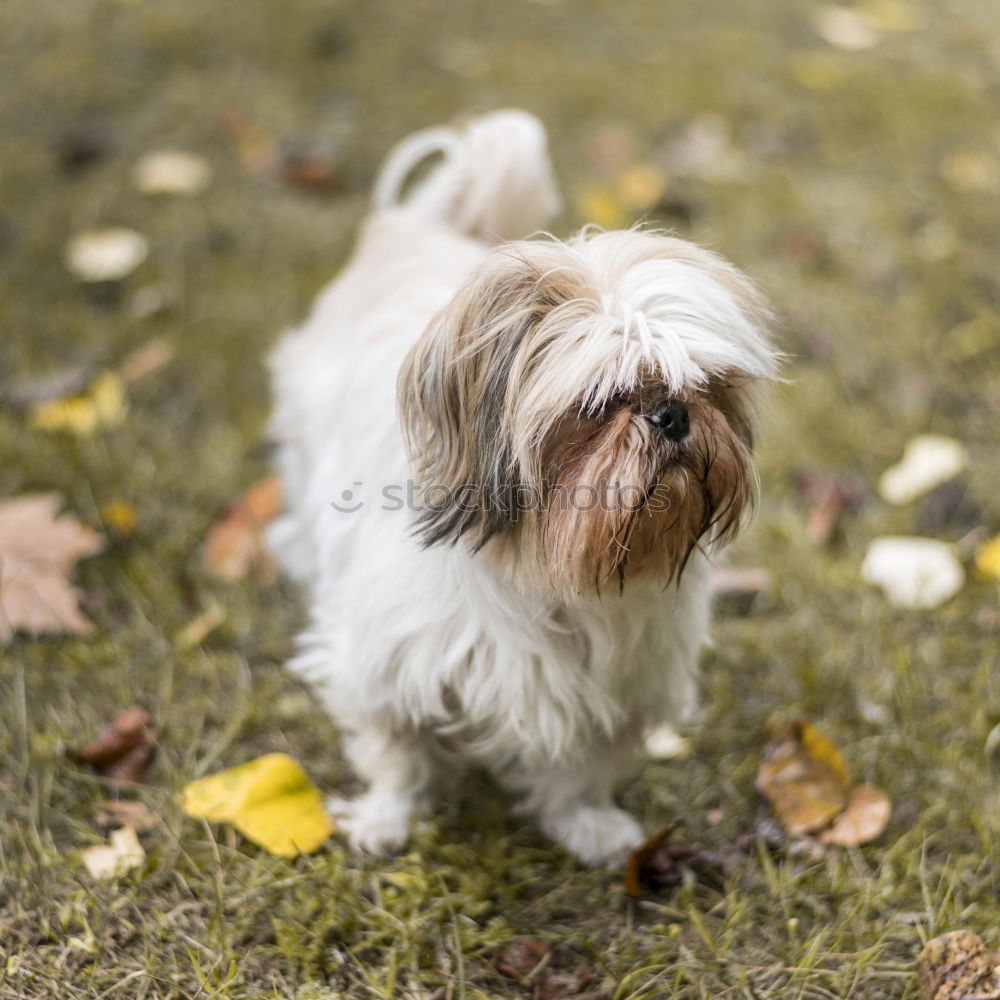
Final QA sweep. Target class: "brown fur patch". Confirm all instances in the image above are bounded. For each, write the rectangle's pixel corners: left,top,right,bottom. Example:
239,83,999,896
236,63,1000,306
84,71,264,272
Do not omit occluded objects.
539,396,752,594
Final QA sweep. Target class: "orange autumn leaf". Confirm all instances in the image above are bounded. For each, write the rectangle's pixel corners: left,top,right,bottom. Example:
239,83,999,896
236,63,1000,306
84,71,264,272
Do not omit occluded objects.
756,717,850,836
820,784,891,847
0,494,104,640
757,716,891,846
202,477,282,581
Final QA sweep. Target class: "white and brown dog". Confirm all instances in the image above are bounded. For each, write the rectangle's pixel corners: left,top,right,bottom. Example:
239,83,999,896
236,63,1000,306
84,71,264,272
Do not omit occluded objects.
268,110,777,866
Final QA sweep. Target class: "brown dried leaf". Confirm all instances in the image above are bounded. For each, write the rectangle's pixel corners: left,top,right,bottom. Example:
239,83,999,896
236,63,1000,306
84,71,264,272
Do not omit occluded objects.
219,112,277,176
623,823,727,897
0,494,104,640
76,706,157,786
202,477,282,581
624,823,678,897
117,337,175,384
496,938,551,981
794,470,863,545
757,717,850,836
820,784,891,846
917,931,1000,1000
280,150,339,194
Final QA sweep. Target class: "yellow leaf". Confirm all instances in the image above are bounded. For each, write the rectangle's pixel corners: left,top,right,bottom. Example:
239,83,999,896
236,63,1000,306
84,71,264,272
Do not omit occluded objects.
28,371,126,436
101,502,137,538
617,163,668,213
975,535,1000,581
575,184,627,229
181,753,334,857
756,717,850,835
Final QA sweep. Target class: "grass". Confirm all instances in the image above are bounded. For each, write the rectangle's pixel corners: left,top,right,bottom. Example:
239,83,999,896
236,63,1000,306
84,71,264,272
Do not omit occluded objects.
2,0,1000,996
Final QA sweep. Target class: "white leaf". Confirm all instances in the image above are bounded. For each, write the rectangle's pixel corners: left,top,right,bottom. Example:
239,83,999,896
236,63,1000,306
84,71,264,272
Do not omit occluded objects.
64,229,148,282
644,723,691,760
813,6,881,50
134,150,212,195
877,434,967,505
861,536,964,609
81,826,145,879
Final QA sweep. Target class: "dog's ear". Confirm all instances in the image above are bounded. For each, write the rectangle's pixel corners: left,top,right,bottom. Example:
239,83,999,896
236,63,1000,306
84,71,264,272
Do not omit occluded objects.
398,250,554,550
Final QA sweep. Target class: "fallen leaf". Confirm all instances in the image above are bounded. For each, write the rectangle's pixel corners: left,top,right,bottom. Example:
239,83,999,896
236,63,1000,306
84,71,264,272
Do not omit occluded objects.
117,337,175,384
812,5,881,50
101,502,137,538
617,162,668,213
623,824,727,898
174,601,226,650
878,435,967,505
496,938,551,982
202,476,282,581
0,494,104,640
623,823,677,897
861,536,965,609
81,826,145,879
917,930,1000,1000
27,370,126,435
941,150,1000,194
713,566,770,614
76,705,157,786
574,184,627,229
662,115,747,181
976,535,1000,581
280,149,339,194
96,800,159,832
586,126,635,174
757,718,850,836
795,471,864,545
644,723,691,760
181,753,335,857
820,784,891,846
133,150,212,195
219,112,277,176
64,228,148,282
495,939,593,1000
757,717,891,847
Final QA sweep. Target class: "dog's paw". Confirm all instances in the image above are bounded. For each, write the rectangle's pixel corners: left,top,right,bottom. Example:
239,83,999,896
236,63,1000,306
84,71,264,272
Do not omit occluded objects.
542,805,645,868
327,792,412,856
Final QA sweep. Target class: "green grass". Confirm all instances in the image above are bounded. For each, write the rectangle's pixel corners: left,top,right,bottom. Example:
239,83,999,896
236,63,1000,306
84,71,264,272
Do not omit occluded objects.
2,0,1000,996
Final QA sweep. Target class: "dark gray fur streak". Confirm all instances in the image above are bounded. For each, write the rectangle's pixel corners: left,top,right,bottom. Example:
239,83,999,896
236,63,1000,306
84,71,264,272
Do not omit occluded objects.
415,276,551,550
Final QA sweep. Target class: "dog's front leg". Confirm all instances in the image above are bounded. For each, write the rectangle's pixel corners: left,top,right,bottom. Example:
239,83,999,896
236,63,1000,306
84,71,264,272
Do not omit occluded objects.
330,716,433,855
512,739,646,868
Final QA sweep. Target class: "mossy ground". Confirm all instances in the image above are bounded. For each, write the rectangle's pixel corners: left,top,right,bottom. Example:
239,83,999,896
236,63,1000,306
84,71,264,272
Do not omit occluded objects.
2,0,1000,997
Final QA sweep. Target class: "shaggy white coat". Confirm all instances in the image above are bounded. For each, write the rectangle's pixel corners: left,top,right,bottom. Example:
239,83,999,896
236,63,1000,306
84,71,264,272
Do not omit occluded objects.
268,110,772,865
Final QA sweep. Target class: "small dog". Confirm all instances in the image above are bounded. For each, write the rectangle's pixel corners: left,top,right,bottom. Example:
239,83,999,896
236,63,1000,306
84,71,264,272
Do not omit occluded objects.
268,110,777,865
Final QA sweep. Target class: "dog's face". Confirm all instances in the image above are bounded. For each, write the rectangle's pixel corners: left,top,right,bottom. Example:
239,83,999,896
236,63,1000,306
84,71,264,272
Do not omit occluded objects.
399,230,777,597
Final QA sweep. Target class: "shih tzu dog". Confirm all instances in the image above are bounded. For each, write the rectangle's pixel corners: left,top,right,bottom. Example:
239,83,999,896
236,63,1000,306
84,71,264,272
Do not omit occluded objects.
268,110,777,866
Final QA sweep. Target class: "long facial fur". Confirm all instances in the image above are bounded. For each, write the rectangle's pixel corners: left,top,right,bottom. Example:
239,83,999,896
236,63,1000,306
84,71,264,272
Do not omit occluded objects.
398,229,776,597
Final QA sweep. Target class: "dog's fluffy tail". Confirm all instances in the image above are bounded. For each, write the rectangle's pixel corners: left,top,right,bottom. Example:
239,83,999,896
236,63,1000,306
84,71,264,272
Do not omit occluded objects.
372,109,561,242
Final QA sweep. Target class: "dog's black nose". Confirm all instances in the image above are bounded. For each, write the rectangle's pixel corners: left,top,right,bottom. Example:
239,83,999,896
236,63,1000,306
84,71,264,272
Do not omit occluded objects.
647,399,690,441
